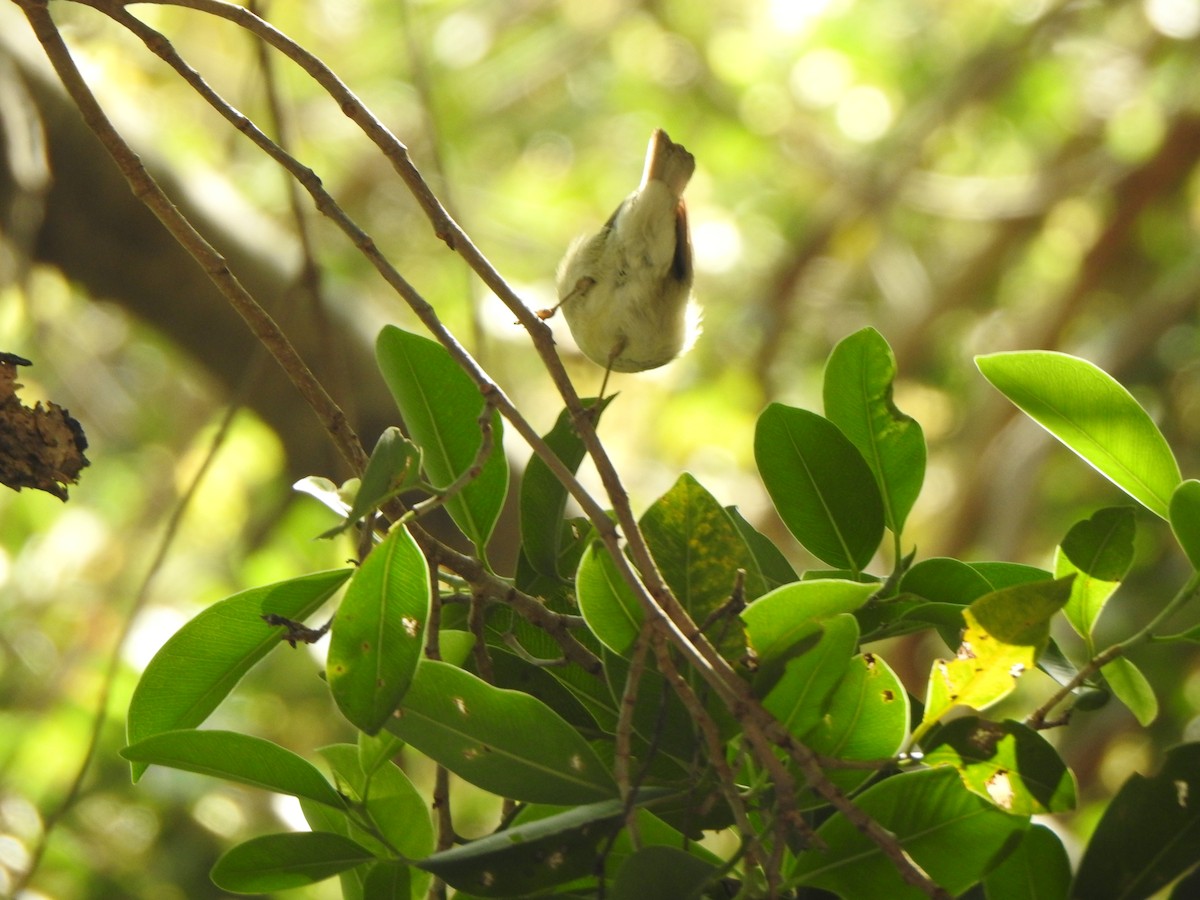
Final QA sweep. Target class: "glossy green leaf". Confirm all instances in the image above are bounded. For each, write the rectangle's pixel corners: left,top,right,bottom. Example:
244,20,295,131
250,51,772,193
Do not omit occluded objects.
386,660,616,804
1073,743,1200,900
969,562,1054,590
800,652,909,796
1170,479,1200,569
1103,655,1158,726
823,327,926,533
1055,506,1135,639
640,473,760,658
923,717,1076,815
727,505,798,590
318,744,434,875
763,614,858,737
793,767,1028,899
740,579,875,665
127,569,351,779
376,325,508,549
520,399,611,579
328,524,430,734
362,862,411,900
901,557,993,604
357,729,405,779
609,845,718,900
755,404,884,570
210,832,374,893
329,427,422,535
977,351,1181,519
983,824,1071,900
576,542,643,655
416,794,663,896
921,578,1072,730
121,730,345,808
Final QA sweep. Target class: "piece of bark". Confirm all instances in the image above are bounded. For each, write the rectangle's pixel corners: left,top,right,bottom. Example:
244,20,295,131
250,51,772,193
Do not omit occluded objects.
0,352,89,500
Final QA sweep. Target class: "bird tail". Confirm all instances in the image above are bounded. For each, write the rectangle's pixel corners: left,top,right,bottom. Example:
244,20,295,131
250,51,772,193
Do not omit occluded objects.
641,129,695,199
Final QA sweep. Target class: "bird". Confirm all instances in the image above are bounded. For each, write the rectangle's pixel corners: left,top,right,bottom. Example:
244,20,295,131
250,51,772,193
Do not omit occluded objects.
546,129,698,397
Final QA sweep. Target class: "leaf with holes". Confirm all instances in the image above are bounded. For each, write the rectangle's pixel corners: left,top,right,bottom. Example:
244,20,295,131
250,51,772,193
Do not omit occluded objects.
387,660,616,805
328,524,430,734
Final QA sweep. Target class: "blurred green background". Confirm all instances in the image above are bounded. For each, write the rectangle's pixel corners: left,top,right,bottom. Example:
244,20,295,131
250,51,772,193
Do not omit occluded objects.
2,0,1200,896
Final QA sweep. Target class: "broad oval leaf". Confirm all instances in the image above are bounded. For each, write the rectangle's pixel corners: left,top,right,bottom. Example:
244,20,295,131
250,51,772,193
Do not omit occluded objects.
1055,506,1135,639
977,351,1180,519
328,524,430,734
1170,479,1200,569
755,403,884,570
640,473,761,659
210,832,374,893
576,542,643,655
901,557,993,605
1073,743,1200,900
792,767,1028,899
921,577,1072,732
1103,654,1158,726
376,325,508,550
923,717,1076,815
823,327,926,533
121,730,345,808
741,579,876,665
800,651,910,798
127,569,351,779
763,614,859,736
983,824,1071,900
387,660,616,804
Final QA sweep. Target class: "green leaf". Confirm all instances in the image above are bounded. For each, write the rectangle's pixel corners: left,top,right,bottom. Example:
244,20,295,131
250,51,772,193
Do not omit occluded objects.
921,578,1072,730
127,569,351,780
362,862,411,900
328,524,430,734
977,351,1181,519
121,730,345,808
1055,506,1135,639
823,327,926,533
741,579,876,666
1170,479,1200,569
763,614,858,737
386,660,616,804
609,845,718,900
800,652,909,797
576,542,643,655
376,325,508,550
520,399,611,579
727,505,798,590
416,793,665,896
755,403,885,570
318,743,434,874
923,717,1076,815
983,824,1071,900
969,562,1054,590
792,767,1028,899
210,832,375,893
901,557,993,604
1103,655,1158,726
329,427,422,535
640,473,761,659
1073,743,1200,900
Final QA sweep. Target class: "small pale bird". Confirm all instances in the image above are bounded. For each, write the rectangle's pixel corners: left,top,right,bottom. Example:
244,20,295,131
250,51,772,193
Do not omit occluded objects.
549,129,698,395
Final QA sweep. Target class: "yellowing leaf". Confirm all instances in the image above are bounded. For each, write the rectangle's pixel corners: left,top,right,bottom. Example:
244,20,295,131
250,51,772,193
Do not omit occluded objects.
920,578,1072,733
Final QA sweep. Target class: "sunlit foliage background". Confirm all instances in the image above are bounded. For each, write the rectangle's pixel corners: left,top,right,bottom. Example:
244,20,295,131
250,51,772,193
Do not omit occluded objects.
2,0,1200,896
